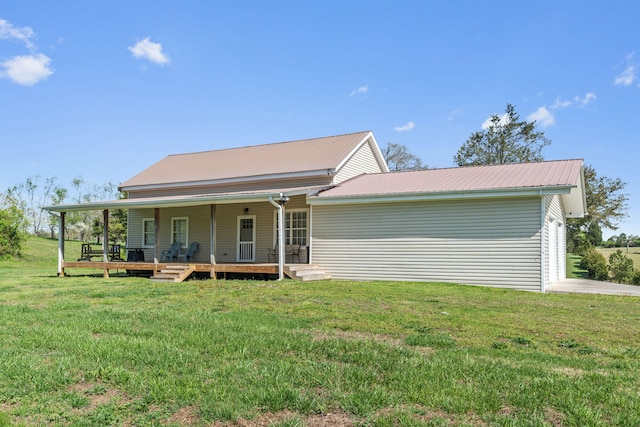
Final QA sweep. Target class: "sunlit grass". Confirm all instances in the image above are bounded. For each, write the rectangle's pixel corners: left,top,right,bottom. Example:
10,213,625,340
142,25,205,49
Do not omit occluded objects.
0,237,639,426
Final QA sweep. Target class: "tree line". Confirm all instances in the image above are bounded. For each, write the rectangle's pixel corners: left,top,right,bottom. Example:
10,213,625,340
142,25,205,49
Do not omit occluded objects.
0,176,127,259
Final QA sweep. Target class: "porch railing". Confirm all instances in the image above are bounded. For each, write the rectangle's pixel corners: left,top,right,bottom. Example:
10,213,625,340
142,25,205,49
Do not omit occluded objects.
238,242,254,262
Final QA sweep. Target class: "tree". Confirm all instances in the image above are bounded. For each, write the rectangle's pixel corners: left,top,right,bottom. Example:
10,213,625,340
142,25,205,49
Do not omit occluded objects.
48,186,67,239
382,143,427,171
6,175,63,236
454,103,550,166
567,165,628,249
608,250,634,284
0,193,29,259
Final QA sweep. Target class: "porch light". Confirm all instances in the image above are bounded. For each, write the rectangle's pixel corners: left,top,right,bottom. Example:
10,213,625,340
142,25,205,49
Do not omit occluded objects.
279,196,290,205
243,207,249,214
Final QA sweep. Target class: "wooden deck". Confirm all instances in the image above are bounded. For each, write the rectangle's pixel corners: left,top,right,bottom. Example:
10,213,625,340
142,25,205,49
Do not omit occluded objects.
60,261,279,278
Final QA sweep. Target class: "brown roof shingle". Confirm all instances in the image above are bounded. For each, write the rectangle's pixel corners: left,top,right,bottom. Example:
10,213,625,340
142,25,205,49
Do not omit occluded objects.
315,159,584,198
120,131,373,189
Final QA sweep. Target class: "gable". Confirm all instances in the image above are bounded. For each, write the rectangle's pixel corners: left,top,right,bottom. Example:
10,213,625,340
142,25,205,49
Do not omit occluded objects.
334,135,388,183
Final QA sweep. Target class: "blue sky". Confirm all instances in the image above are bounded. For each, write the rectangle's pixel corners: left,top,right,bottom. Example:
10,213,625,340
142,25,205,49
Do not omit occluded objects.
1,1,638,237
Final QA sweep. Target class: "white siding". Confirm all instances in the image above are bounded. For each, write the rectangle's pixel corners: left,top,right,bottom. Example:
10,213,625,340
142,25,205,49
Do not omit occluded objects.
334,140,383,184
311,197,544,291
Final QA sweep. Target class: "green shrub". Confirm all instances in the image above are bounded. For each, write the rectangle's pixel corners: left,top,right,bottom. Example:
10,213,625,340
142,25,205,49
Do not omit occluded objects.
608,250,634,284
580,246,609,281
631,270,640,286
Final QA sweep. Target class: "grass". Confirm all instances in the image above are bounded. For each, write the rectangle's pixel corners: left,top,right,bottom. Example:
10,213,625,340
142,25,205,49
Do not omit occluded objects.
566,253,588,279
1,237,639,426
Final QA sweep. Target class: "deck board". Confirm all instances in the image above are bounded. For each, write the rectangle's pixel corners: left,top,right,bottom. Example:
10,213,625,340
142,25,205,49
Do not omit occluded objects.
61,261,280,276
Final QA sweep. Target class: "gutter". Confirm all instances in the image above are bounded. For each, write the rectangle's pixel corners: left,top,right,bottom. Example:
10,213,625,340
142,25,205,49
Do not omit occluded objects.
120,169,337,193
44,191,287,213
307,186,576,206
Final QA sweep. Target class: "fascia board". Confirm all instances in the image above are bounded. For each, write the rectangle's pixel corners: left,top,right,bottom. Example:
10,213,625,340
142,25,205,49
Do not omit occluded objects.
307,186,575,206
119,169,335,193
45,192,286,213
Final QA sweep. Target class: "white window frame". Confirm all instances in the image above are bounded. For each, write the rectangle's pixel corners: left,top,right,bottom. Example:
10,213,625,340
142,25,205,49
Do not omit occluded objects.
273,208,309,246
142,218,155,248
171,217,189,248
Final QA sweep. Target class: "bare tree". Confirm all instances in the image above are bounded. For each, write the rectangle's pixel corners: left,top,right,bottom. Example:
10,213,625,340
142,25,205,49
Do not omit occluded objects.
382,143,428,171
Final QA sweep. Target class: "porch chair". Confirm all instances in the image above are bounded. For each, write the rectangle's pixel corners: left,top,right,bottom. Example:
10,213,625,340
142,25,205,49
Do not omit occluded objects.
177,241,199,262
161,241,182,262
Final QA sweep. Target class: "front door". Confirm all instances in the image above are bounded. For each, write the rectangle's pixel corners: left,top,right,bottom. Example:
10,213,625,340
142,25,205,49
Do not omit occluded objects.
237,215,256,262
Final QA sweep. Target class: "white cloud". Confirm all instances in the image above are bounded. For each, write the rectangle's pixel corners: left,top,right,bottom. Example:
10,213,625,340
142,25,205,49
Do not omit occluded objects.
1,54,53,86
550,98,572,109
349,85,368,97
614,65,636,86
394,121,415,132
614,52,637,86
0,18,36,49
481,113,510,130
575,92,597,107
128,37,170,65
527,106,555,128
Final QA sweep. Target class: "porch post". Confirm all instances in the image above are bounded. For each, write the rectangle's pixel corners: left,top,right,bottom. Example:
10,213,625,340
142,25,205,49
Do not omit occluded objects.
58,212,65,277
103,209,109,278
210,204,216,265
154,208,160,264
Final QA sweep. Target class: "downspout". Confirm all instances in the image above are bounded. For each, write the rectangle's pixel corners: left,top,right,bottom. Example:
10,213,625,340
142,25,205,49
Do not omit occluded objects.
268,195,285,280
540,191,546,293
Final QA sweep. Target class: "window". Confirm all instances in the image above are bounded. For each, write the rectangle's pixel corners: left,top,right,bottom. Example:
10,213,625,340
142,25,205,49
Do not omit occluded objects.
171,217,189,248
142,218,155,247
275,209,308,246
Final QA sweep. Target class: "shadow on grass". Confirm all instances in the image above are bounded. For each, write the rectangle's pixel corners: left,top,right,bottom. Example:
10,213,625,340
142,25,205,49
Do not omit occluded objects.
566,253,588,279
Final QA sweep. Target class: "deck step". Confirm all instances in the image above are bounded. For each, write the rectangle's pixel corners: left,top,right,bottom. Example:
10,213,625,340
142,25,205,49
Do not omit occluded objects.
284,264,331,281
150,264,195,283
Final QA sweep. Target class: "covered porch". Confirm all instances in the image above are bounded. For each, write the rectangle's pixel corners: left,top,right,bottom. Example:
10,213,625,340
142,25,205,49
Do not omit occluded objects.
46,187,330,282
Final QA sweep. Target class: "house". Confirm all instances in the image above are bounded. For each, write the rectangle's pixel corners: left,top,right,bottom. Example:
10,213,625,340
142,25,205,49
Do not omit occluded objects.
46,130,586,291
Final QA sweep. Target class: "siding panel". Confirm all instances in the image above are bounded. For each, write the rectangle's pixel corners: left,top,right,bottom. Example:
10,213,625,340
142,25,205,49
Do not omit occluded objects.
312,197,543,291
334,141,383,184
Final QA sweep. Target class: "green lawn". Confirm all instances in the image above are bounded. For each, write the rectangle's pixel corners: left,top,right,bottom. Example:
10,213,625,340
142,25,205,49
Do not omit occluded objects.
1,238,639,426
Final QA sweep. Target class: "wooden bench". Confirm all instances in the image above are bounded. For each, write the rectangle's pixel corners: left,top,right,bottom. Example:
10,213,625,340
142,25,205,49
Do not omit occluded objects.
78,243,122,261
267,244,301,263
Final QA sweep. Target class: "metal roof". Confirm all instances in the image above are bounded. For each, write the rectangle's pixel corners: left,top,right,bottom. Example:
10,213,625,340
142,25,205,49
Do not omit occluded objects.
311,159,586,217
314,159,584,197
119,131,374,190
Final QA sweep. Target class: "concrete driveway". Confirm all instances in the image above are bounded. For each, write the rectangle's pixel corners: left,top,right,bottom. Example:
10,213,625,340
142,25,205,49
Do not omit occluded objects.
546,278,640,296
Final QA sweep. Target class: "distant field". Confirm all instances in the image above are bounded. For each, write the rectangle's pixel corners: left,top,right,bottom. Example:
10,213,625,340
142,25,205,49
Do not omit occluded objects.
598,246,640,267
1,237,639,426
